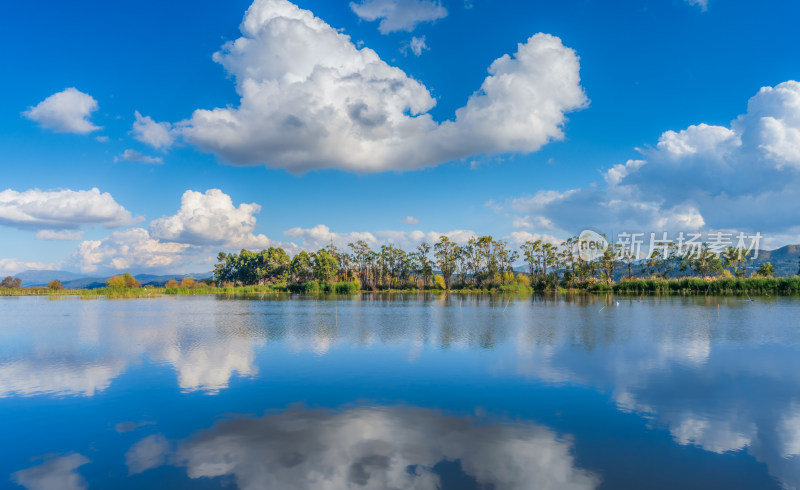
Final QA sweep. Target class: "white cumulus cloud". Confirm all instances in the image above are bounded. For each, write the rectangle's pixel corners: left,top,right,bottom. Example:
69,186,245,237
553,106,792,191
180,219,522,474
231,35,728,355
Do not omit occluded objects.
285,224,378,250
604,159,645,187
176,0,587,173
656,123,740,158
132,111,175,149
508,231,561,246
511,215,554,230
0,188,138,231
74,228,190,273
69,189,300,274
350,0,447,33
149,189,285,249
496,80,800,239
22,88,100,134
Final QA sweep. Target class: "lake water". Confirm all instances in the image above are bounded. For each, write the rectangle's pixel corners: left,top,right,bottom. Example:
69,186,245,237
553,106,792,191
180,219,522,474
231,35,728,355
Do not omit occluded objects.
1,294,799,489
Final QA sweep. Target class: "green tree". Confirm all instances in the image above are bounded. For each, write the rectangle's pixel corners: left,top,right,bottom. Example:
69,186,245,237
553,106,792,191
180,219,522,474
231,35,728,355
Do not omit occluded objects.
312,249,339,283
722,246,737,276
722,246,750,278
213,252,236,285
236,249,259,285
691,244,721,278
618,245,635,279
291,251,314,283
519,240,537,279
1,276,22,288
434,235,458,289
259,247,290,284
348,240,372,287
416,242,433,287
757,262,775,277
600,246,616,285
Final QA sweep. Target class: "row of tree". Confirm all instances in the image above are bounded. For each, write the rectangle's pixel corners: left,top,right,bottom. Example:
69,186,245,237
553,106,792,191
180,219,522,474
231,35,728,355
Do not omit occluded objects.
213,235,793,290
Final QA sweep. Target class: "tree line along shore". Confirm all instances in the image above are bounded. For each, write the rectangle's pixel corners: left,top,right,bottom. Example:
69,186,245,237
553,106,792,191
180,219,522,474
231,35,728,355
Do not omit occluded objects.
3,235,800,296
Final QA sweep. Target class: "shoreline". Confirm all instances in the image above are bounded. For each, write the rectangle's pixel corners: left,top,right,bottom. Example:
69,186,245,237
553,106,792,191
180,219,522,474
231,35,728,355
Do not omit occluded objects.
2,280,800,299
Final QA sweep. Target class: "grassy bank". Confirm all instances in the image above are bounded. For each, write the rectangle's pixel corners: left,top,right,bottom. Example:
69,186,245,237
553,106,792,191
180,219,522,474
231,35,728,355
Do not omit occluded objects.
0,287,162,298
601,276,800,295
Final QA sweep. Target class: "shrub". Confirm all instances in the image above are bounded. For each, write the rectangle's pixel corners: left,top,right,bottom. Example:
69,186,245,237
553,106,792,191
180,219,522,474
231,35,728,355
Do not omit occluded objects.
107,272,140,289
333,280,361,293
47,280,64,290
515,273,531,287
756,262,775,278
299,281,320,293
1,276,22,289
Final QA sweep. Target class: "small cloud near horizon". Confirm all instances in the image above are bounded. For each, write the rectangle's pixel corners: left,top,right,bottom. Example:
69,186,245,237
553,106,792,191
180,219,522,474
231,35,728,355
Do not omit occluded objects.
400,215,420,225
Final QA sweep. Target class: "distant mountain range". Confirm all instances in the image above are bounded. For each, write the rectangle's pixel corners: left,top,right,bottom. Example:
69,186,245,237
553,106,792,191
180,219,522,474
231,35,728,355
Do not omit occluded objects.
12,270,213,289
750,245,800,277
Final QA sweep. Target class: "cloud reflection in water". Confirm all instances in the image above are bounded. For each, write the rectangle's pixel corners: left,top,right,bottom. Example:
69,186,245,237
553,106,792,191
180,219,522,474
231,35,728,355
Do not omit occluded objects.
136,405,599,490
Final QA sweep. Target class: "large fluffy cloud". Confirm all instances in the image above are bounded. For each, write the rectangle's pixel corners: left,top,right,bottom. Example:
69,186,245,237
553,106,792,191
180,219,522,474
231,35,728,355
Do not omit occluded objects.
74,228,190,273
149,189,285,249
501,80,800,242
174,0,586,172
350,0,447,33
22,88,100,134
69,189,297,273
0,188,138,231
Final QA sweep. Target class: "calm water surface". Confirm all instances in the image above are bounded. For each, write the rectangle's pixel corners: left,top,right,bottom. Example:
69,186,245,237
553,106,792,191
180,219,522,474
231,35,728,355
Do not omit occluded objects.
2,294,800,489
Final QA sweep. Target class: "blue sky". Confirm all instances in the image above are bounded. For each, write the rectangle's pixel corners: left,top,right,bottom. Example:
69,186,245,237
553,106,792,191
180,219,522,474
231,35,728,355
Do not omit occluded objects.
1,0,799,274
